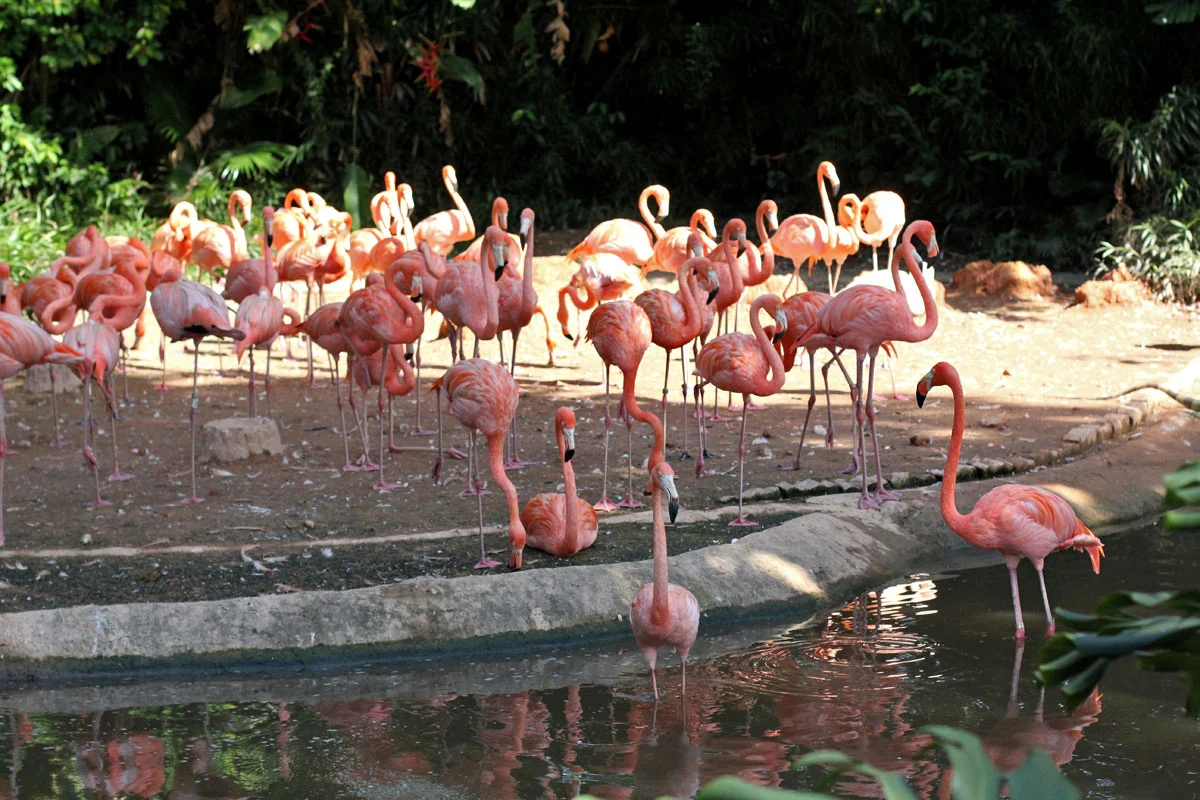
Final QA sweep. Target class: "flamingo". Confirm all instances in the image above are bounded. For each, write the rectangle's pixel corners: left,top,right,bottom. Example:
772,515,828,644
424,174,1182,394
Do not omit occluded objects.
585,299,663,511
349,343,419,456
702,219,755,420
337,257,424,492
413,165,476,257
695,293,788,526
0,312,85,544
272,189,316,250
635,237,719,460
63,321,127,507
564,184,669,267
190,190,251,282
276,222,342,384
630,461,699,701
235,288,299,418
856,190,906,271
74,252,148,405
520,407,599,558
150,266,246,504
794,223,939,509
150,201,204,260
431,358,526,569
641,208,718,278
916,362,1105,639
433,226,507,361
313,212,352,298
223,207,278,304
348,191,400,285
20,266,80,445
383,242,448,436
52,225,111,280
556,253,641,343
454,196,523,266
0,263,16,314
770,161,840,293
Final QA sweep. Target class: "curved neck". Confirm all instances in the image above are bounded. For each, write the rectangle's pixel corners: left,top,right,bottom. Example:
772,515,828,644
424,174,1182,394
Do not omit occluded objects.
639,189,667,240
420,243,445,280
486,431,525,555
477,240,499,339
622,365,664,470
756,209,775,277
750,299,786,395
678,262,703,340
383,348,416,396
940,371,973,537
446,173,475,240
384,262,425,341
264,231,277,294
650,480,670,624
818,167,836,231
521,223,536,317
722,235,745,298
900,249,938,338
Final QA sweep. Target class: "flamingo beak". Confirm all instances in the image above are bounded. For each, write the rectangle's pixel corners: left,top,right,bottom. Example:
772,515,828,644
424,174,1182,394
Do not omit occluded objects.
500,211,509,230
915,371,934,408
564,331,574,341
661,473,679,523
772,327,785,344
0,279,8,305
706,285,719,304
564,427,576,462
492,243,506,280
927,234,941,259
768,212,779,233
772,308,787,343
519,215,532,249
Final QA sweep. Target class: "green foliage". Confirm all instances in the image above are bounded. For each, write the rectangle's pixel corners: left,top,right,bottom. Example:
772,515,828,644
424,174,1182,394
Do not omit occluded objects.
1037,590,1200,717
1095,215,1200,302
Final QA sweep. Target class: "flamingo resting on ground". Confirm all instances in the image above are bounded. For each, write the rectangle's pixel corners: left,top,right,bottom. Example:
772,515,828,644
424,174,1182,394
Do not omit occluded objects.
520,407,599,558
150,268,245,504
695,294,788,526
413,164,476,257
586,299,663,511
63,321,128,507
916,362,1105,640
0,313,84,544
432,358,526,569
630,461,699,701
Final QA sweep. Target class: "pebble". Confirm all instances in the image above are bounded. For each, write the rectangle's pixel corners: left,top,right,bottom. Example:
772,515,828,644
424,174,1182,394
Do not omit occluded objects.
909,434,932,446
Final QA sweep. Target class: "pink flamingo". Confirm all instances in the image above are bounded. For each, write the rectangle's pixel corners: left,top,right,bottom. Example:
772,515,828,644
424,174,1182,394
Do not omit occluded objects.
223,207,278,304
73,255,147,406
21,267,79,445
433,226,507,361
337,258,424,492
0,313,84,544
0,263,16,314
63,321,128,506
635,236,719,460
349,343,420,455
454,196,522,266
384,242,449,437
432,358,526,569
585,299,664,511
794,223,939,509
297,302,375,472
564,184,669,267
348,191,400,285
520,407,599,558
235,288,299,418
916,362,1105,639
701,219,756,420
770,161,840,292
641,208,718,277
190,191,251,282
150,266,245,504
272,189,316,250
556,253,640,343
857,190,906,271
695,293,788,526
150,201,204,260
630,461,698,700
413,165,476,257
52,225,111,280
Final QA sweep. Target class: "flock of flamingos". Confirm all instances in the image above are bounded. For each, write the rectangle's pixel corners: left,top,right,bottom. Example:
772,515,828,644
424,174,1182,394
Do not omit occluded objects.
0,161,1105,696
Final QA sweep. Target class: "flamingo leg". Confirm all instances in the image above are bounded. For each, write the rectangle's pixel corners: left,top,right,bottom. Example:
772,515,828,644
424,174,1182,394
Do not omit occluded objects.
853,353,877,510
248,348,256,418
0,383,6,545
730,395,755,526
594,365,618,511
472,429,501,569
865,351,899,504
156,339,169,394
827,350,861,475
101,375,131,482
305,282,315,386
661,347,671,430
432,386,444,485
1007,557,1026,641
264,346,272,417
182,345,203,504
781,355,818,472
459,422,491,498
694,383,707,479
411,337,434,436
641,646,659,701
344,350,378,471
49,368,68,447
872,244,880,272
82,378,109,509
504,331,531,470
677,347,692,461
617,383,644,509
373,348,398,492
1035,562,1056,636
119,341,130,408
332,354,359,472
387,393,395,452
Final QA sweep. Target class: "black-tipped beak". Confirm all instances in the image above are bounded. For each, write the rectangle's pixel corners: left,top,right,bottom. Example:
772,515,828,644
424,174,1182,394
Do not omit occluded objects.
772,328,785,344
519,232,527,249
915,388,927,408
655,213,666,223
564,448,575,463
405,351,414,363
668,497,679,523
564,332,574,341
412,292,422,303
494,265,505,281
706,286,719,304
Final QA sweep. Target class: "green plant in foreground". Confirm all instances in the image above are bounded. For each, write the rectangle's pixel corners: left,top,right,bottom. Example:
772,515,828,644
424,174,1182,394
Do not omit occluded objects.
1163,459,1200,530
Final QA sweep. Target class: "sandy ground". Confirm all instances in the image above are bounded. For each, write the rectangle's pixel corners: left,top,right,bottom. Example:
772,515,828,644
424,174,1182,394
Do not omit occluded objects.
0,241,1196,611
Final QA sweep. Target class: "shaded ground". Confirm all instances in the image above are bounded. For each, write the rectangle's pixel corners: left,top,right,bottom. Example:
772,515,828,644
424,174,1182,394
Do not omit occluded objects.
0,242,1197,611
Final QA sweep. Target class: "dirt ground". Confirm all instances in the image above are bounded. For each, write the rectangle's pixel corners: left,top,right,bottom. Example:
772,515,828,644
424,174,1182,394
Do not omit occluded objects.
0,240,1197,612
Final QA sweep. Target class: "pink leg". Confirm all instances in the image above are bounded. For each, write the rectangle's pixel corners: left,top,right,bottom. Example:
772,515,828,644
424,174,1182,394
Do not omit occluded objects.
49,368,69,447
677,347,692,461
333,355,361,472
1008,556,1026,641
865,351,899,504
0,383,6,545
641,646,659,701
853,354,879,510
344,352,379,472
83,379,111,509
101,377,132,482
264,347,272,417
594,366,619,511
410,338,435,437
182,345,203,505
730,396,756,526
155,340,170,393
828,351,861,475
248,348,257,418
373,348,399,492
617,391,644,509
473,430,501,569
1035,561,1055,636
780,356,819,472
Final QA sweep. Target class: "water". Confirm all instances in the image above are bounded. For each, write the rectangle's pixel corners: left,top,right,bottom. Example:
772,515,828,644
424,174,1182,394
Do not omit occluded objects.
2,521,1197,798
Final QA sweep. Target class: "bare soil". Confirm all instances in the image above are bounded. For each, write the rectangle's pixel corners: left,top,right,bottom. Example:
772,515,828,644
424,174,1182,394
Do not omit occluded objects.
1,244,1197,612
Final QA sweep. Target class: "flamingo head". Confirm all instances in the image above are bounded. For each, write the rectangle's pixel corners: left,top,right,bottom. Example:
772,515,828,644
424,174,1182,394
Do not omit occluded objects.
648,462,679,523
760,200,779,234
556,406,576,462
493,196,510,230
820,161,841,195
262,206,275,239
410,273,423,303
771,302,788,344
443,164,458,192
687,232,704,259
723,218,747,250
647,184,670,221
902,220,940,259
915,361,956,408
518,208,534,249
0,261,9,305
484,226,508,280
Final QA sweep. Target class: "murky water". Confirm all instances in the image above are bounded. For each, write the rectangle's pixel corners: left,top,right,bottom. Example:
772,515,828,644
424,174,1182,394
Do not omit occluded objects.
2,521,1197,798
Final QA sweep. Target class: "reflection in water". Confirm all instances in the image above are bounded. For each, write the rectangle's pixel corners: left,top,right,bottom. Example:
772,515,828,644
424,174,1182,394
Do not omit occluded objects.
0,576,1128,799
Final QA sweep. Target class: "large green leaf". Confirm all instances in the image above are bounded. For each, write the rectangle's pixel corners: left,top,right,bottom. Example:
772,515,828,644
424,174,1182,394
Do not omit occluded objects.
695,776,834,799
244,11,288,54
342,162,372,232
797,751,920,800
220,71,283,110
923,727,1003,800
438,54,486,101
1005,749,1081,800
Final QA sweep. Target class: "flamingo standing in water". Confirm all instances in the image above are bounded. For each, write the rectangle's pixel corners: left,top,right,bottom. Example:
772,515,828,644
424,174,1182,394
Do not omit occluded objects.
635,236,719,460
63,321,127,507
0,313,84,544
586,299,664,511
564,184,669,268
630,461,699,700
794,223,939,509
337,258,424,492
695,294,788,526
150,267,245,504
432,358,526,569
413,165,475,257
916,362,1105,639
520,407,599,558
771,161,840,293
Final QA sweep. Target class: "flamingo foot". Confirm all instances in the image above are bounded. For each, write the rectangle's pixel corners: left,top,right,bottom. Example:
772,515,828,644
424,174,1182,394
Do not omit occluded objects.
729,515,758,527
875,488,901,502
676,450,692,461
707,411,733,422
1045,623,1056,637
503,458,533,470
891,392,910,401
1014,627,1027,642
729,401,767,412
840,459,860,475
459,486,492,498
444,447,468,460
474,557,502,570
181,495,204,505
88,498,113,509
858,494,882,511
343,462,367,472
373,479,400,492
154,383,171,391
353,456,380,471
777,462,801,472
825,429,835,448
593,495,619,512
107,470,134,483
616,494,645,509
49,437,70,448
409,427,436,437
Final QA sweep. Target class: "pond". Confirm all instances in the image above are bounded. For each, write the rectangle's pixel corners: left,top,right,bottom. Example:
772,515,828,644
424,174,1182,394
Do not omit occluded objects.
1,520,1196,798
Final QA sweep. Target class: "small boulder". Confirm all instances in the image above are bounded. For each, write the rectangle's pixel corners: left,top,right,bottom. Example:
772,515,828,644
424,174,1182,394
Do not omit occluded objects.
1073,266,1152,307
23,364,82,395
950,260,1058,300
201,417,284,462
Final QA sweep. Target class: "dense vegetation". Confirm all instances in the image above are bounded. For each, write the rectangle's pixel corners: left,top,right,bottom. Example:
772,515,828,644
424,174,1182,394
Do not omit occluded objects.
1,0,1198,279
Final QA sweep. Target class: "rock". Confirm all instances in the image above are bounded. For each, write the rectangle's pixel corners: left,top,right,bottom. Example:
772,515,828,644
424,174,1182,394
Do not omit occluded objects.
932,464,978,481
1062,425,1100,447
22,364,82,395
718,486,780,504
201,417,284,462
777,478,824,498
950,260,1059,300
888,471,913,489
1073,266,1152,307
755,445,773,459
979,416,1003,429
1010,456,1036,471
1104,413,1131,436
1117,404,1144,428
909,434,932,446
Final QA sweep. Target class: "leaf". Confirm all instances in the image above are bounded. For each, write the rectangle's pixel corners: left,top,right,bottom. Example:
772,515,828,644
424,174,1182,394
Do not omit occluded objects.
1165,509,1200,530
438,54,486,102
923,726,1004,800
1163,461,1200,491
696,775,834,799
213,141,296,180
797,751,920,800
449,0,477,7
343,162,373,233
244,11,288,54
1005,749,1081,800
220,71,283,110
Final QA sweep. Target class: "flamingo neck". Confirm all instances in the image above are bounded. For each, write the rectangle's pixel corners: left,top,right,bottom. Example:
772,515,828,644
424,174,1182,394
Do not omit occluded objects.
560,426,580,552
940,370,974,539
446,175,475,240
384,263,425,343
486,430,526,555
678,261,703,341
819,167,836,231
650,479,670,625
722,236,744,300
756,209,775,278
903,250,938,340
264,232,277,295
639,189,666,240
521,223,536,320
476,241,499,339
622,365,664,470
751,298,786,395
